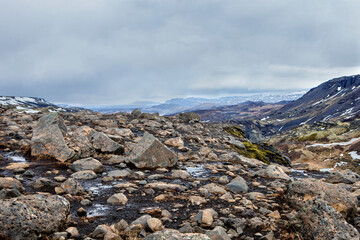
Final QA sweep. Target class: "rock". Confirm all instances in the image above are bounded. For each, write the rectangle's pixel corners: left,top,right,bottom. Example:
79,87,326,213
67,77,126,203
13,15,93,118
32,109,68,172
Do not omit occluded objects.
32,177,56,189
287,178,357,218
0,188,21,199
131,108,142,117
70,157,104,173
90,131,124,154
0,194,70,239
144,229,211,240
60,178,84,195
268,210,281,219
171,170,191,179
178,223,194,233
66,227,79,237
196,209,213,227
246,129,265,144
0,177,24,192
71,170,97,180
178,112,201,123
68,126,96,159
145,182,186,192
164,137,184,148
129,132,177,169
206,226,231,240
131,215,152,229
93,224,113,238
190,196,207,205
218,176,230,184
297,198,360,240
253,164,291,180
108,169,131,178
225,176,249,193
107,193,128,205
147,218,163,232
327,169,360,184
200,183,227,195
104,232,122,240
31,113,74,162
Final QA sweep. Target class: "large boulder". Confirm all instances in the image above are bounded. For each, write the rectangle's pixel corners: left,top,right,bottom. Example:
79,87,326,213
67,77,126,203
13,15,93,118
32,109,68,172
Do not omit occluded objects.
90,131,124,154
68,126,96,159
31,113,74,162
129,132,177,169
0,194,70,240
296,198,360,240
144,229,210,240
327,169,360,184
287,178,357,218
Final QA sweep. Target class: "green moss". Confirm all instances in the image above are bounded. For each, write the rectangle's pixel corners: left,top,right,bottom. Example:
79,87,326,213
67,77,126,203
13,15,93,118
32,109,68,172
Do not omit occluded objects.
224,126,246,138
230,141,290,166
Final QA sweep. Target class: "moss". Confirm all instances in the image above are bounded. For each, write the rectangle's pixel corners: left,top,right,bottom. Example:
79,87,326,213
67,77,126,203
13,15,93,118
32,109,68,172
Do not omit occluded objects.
230,140,290,166
224,126,246,138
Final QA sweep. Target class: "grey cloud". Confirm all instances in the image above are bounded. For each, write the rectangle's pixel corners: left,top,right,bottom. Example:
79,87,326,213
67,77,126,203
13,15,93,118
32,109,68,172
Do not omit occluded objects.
0,0,359,105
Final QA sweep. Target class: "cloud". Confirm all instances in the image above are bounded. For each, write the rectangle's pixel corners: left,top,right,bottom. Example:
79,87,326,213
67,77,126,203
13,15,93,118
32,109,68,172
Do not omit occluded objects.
0,0,359,104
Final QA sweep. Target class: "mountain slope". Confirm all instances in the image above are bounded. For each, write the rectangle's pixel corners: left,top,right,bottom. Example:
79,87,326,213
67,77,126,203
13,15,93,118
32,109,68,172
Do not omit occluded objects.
265,74,360,131
0,96,86,113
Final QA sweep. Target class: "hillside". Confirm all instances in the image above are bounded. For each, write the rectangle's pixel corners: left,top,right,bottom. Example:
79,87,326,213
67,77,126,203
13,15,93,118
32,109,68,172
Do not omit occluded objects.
264,74,360,131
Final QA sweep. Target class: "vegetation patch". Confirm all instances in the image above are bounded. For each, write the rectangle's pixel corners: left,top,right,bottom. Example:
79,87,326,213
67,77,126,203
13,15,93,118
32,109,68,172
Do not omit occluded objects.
224,126,246,138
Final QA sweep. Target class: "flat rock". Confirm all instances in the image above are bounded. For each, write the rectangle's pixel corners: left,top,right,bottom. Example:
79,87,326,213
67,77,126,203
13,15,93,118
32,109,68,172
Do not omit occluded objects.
144,229,211,240
70,157,104,173
146,182,186,192
253,164,291,180
71,170,97,180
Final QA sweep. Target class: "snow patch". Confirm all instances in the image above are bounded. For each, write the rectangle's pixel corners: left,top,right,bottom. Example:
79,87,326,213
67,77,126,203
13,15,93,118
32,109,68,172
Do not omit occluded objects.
307,137,360,148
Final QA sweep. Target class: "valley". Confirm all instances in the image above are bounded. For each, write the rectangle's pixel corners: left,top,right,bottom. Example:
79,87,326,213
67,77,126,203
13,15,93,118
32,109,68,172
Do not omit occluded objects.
1,75,360,239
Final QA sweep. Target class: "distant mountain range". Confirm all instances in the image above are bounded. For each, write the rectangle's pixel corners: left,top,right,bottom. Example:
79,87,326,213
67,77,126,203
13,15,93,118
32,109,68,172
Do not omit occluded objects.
88,92,305,115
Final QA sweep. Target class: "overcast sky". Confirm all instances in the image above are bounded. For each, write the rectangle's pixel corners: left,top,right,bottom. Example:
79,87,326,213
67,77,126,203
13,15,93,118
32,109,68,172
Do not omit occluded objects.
0,0,359,105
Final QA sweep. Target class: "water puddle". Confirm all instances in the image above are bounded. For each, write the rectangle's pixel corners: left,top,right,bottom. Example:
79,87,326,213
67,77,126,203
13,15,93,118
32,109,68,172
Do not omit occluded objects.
185,165,209,178
85,182,113,195
4,153,28,162
87,204,112,217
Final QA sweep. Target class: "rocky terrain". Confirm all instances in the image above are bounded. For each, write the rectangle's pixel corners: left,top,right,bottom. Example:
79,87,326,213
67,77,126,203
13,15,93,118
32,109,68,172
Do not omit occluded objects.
1,105,360,240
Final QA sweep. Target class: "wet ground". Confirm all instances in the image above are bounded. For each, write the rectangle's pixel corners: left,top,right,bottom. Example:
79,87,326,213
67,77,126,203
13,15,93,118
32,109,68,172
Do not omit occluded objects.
0,151,329,238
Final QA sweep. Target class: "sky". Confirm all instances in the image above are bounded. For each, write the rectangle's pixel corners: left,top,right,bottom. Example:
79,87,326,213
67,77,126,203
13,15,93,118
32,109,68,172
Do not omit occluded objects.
0,0,359,105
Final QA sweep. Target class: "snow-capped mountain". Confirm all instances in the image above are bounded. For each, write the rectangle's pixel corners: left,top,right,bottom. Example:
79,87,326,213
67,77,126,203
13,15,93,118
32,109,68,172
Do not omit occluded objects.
0,96,85,113
265,74,360,131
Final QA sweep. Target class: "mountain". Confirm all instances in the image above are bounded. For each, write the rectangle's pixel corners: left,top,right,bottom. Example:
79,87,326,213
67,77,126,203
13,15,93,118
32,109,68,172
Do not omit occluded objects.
0,96,87,113
191,101,287,123
262,74,360,132
90,92,304,115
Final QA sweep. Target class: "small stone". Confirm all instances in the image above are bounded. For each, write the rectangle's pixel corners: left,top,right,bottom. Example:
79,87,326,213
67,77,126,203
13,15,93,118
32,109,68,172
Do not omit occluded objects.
147,218,163,232
161,209,172,218
107,193,128,205
189,196,207,205
81,199,92,206
66,227,79,237
77,207,87,217
268,210,281,219
196,210,213,228
55,187,66,195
